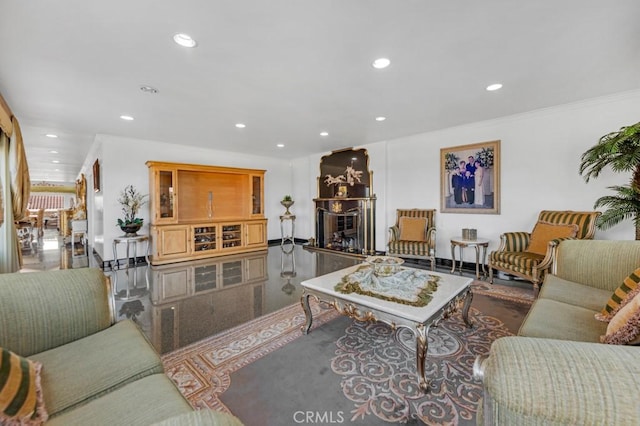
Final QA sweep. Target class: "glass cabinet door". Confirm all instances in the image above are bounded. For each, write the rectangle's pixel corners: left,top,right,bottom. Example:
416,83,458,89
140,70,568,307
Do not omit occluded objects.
251,175,263,216
155,169,177,223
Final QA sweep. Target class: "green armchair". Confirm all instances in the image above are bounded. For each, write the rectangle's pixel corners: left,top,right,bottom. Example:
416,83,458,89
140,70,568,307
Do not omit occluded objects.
387,209,436,270
488,210,600,294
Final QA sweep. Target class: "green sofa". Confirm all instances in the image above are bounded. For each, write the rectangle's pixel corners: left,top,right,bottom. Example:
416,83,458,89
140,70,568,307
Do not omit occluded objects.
0,268,242,425
474,240,640,425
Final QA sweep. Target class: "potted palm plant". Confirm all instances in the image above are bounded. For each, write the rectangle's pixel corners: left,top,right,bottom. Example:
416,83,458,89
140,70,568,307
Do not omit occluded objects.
579,121,640,240
117,185,148,236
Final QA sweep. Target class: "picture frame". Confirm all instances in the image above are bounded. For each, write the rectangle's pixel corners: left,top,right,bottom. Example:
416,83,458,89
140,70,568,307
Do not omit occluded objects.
440,140,500,214
93,159,100,193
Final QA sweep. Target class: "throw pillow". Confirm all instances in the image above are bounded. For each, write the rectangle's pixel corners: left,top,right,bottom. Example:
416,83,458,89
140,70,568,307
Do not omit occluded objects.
526,221,579,256
595,267,640,322
399,217,427,241
0,347,48,425
601,291,640,345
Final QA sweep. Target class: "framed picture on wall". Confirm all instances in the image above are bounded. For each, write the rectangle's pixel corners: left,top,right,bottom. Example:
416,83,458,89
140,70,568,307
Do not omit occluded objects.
93,159,100,193
440,140,500,214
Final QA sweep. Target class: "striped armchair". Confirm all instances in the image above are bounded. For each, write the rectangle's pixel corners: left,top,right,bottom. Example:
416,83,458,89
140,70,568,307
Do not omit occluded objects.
387,209,436,270
488,210,601,294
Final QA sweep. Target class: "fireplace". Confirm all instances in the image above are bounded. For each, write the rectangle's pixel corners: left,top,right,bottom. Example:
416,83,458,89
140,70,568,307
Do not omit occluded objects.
313,148,376,255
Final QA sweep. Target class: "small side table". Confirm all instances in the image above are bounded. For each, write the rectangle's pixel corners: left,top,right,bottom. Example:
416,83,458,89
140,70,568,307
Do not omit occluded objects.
280,214,296,247
112,235,151,299
450,237,490,279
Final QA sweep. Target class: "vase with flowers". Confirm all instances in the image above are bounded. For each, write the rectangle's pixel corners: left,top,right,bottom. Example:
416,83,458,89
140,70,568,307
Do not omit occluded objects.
117,185,148,236
281,195,294,215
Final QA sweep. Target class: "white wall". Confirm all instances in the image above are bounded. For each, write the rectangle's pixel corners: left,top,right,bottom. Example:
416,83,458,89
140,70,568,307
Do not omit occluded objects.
87,135,292,261
293,90,640,264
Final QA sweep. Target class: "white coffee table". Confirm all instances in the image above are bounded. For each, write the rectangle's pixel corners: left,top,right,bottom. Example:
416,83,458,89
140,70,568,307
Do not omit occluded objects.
300,264,473,392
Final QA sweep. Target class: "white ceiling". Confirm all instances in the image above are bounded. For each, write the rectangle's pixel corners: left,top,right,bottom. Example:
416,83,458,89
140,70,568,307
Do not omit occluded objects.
1,1,639,183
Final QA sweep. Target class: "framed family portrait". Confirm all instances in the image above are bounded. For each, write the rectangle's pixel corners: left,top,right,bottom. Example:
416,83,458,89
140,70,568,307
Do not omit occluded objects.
440,140,500,214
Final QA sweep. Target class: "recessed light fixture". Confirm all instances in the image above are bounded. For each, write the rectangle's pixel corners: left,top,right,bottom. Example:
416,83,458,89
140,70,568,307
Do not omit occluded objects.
276,143,285,148
120,115,134,121
235,123,246,129
375,116,386,121
45,134,58,138
140,85,158,94
320,131,329,137
49,150,58,154
372,58,391,69
486,83,503,91
52,160,60,164
54,169,60,172
173,33,197,48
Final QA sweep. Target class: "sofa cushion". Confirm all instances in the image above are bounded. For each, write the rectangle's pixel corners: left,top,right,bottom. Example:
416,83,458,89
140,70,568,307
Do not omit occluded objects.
398,216,427,241
539,274,613,312
596,267,640,322
601,291,640,345
30,320,163,417
152,409,245,426
45,374,193,426
518,299,606,342
0,347,48,425
526,221,578,256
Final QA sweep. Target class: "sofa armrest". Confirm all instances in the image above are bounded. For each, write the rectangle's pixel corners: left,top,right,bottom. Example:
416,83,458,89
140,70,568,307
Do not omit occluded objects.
553,240,640,292
475,336,640,425
388,225,400,242
496,232,530,252
0,268,114,356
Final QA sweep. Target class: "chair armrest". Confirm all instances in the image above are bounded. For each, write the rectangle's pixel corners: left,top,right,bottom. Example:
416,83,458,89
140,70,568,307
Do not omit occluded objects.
427,227,436,254
475,336,640,425
532,236,575,278
496,232,530,252
0,268,114,357
388,225,400,242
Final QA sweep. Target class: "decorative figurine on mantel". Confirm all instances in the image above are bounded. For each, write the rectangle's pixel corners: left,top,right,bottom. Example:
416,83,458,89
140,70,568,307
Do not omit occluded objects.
281,195,294,215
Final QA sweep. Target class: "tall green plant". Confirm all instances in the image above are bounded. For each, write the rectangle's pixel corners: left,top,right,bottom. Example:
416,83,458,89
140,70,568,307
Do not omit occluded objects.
579,121,640,240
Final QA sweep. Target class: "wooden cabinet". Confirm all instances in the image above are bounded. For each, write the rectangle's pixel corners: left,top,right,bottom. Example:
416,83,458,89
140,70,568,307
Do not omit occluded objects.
147,161,267,265
150,251,267,352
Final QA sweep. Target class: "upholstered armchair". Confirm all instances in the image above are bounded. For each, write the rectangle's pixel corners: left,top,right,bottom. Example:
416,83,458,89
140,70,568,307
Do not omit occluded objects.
488,210,601,294
387,209,436,270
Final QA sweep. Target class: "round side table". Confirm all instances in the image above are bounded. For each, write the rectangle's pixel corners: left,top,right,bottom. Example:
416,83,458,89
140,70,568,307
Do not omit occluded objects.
450,237,490,279
280,214,296,247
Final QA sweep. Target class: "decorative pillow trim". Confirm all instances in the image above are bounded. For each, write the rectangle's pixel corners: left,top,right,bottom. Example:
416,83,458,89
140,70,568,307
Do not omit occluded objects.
0,348,48,425
601,308,640,345
597,267,640,321
595,284,640,322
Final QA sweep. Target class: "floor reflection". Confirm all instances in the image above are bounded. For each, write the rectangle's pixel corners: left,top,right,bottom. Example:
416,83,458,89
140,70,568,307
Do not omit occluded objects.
110,243,361,354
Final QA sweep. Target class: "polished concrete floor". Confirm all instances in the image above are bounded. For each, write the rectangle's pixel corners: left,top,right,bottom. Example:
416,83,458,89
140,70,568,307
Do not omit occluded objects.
21,228,528,354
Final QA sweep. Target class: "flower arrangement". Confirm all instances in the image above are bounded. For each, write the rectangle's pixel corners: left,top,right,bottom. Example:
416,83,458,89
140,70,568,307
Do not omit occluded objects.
116,185,148,228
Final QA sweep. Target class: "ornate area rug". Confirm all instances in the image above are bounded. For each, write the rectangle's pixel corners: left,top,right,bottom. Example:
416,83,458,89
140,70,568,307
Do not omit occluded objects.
470,280,534,305
161,299,340,412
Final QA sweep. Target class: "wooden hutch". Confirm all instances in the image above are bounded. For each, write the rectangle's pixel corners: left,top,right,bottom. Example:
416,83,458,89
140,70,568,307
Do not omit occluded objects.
146,161,267,265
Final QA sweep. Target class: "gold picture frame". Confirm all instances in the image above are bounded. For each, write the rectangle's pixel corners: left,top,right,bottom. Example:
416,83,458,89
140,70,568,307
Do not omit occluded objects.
440,140,500,214
93,159,100,193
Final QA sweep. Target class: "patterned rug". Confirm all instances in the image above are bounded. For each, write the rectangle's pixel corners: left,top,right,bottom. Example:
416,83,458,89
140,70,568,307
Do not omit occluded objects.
162,296,517,424
470,280,534,305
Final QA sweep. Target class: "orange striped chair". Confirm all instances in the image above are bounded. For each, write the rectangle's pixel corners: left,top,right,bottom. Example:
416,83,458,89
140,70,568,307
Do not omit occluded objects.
387,209,436,270
488,210,601,294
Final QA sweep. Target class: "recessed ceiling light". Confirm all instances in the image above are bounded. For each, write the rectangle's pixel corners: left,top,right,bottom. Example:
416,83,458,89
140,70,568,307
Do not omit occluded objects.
486,83,503,91
140,85,158,94
173,33,197,48
120,115,134,121
45,134,58,138
52,160,60,164
235,123,246,129
320,132,329,137
276,143,285,148
372,58,391,69
49,150,58,154
375,116,386,121
54,169,60,172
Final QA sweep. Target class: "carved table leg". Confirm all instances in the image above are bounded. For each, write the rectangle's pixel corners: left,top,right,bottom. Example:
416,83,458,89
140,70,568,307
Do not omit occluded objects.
462,289,474,328
415,323,431,392
300,292,314,334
